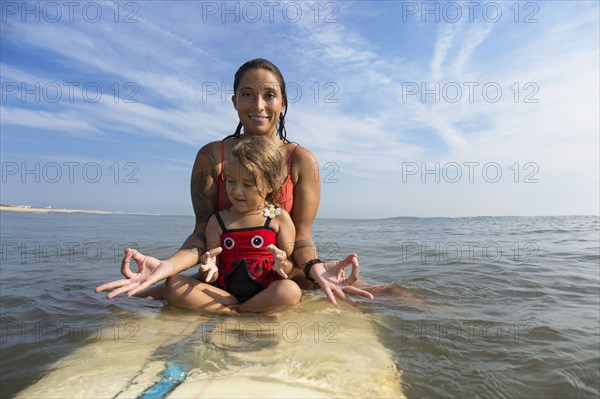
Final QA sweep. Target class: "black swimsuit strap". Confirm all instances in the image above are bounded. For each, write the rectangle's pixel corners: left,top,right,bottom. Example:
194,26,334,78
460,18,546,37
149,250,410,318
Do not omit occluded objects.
217,210,273,231
264,215,272,228
215,211,227,232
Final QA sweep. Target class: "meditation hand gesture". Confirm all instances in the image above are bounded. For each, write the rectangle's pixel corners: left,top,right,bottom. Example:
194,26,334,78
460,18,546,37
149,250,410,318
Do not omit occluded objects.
199,247,221,283
95,248,176,298
309,254,374,307
266,244,291,279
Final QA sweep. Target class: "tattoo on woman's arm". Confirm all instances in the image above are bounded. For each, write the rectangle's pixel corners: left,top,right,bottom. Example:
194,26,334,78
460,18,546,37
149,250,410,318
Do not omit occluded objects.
293,239,318,262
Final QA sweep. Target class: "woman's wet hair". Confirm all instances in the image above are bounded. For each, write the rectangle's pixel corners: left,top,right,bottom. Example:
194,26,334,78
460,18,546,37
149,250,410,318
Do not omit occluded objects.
229,135,283,204
227,58,289,142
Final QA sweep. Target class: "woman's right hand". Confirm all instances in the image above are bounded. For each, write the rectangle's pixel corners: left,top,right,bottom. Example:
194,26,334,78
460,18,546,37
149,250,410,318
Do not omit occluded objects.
94,248,176,299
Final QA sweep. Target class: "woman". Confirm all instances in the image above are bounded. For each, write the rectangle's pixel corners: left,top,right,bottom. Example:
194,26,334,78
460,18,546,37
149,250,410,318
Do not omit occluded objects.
96,58,373,308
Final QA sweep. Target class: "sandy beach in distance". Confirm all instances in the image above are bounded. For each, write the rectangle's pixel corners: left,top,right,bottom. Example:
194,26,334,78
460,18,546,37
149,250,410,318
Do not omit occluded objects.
0,205,122,215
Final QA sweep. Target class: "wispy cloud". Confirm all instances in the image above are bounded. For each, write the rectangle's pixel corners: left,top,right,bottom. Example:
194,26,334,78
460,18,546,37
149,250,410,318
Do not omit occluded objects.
0,107,98,134
2,0,598,216
431,23,461,81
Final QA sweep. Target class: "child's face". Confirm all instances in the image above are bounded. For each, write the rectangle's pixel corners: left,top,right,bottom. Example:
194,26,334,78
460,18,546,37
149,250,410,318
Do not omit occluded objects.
225,156,270,213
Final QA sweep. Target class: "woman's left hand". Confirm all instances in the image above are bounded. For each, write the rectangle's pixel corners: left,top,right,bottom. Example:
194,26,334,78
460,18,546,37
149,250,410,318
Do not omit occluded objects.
309,254,374,306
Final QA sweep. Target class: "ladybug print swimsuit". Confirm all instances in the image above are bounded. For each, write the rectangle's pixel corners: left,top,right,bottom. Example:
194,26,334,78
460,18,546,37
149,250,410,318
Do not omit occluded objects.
214,212,281,302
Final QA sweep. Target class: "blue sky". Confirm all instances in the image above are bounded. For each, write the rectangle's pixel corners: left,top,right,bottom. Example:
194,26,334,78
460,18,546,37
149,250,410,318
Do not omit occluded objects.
1,0,598,218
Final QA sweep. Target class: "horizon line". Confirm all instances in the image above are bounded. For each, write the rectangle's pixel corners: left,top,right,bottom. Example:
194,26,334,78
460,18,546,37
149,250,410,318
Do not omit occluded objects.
1,204,598,220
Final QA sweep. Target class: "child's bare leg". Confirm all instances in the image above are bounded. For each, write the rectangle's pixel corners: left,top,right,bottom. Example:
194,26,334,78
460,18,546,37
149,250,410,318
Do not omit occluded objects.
164,274,238,314
238,280,302,313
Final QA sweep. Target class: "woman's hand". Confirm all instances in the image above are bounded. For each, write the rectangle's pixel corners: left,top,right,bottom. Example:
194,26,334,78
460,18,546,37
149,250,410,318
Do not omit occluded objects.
199,247,221,283
309,254,374,306
267,244,291,279
94,248,176,299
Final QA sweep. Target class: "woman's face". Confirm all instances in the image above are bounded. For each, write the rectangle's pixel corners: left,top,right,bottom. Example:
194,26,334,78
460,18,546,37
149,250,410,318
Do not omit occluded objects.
232,68,285,138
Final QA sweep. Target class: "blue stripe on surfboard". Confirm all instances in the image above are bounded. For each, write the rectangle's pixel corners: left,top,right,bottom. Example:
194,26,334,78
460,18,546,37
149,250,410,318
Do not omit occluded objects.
131,320,221,399
133,317,276,399
137,361,190,399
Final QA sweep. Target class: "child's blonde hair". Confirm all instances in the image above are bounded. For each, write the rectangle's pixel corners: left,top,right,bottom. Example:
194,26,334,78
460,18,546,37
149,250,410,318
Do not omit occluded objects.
229,136,283,204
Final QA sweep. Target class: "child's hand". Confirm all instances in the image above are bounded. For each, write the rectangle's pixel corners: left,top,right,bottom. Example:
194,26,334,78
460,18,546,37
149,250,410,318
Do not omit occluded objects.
199,247,221,283
267,244,290,279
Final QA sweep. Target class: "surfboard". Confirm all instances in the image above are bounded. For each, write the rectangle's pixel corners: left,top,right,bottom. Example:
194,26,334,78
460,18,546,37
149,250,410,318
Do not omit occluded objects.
16,295,404,398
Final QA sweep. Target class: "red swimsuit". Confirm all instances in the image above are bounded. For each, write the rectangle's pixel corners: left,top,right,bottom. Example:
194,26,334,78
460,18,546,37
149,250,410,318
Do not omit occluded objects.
214,212,281,302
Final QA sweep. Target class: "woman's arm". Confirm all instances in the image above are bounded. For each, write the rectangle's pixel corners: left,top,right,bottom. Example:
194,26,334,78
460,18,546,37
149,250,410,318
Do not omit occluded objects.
290,146,373,305
289,146,321,267
271,210,296,278
165,142,221,273
95,142,222,298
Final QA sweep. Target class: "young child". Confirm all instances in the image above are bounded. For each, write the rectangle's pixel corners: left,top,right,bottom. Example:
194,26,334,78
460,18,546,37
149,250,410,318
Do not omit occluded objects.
192,136,301,312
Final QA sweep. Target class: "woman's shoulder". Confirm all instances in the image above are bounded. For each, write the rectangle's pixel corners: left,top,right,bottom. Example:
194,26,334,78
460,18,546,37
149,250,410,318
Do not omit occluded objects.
198,137,232,153
194,140,218,160
288,143,317,164
194,137,239,164
287,143,318,183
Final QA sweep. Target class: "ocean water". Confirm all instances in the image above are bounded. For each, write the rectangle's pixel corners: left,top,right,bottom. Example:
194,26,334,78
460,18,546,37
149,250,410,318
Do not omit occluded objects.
0,211,598,398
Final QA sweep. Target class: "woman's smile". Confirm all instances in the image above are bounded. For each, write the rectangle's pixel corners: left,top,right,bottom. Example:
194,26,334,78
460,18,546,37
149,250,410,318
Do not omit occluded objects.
249,115,270,123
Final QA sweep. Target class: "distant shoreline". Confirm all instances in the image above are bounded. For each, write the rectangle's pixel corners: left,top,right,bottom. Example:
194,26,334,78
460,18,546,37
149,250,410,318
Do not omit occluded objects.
0,205,123,215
